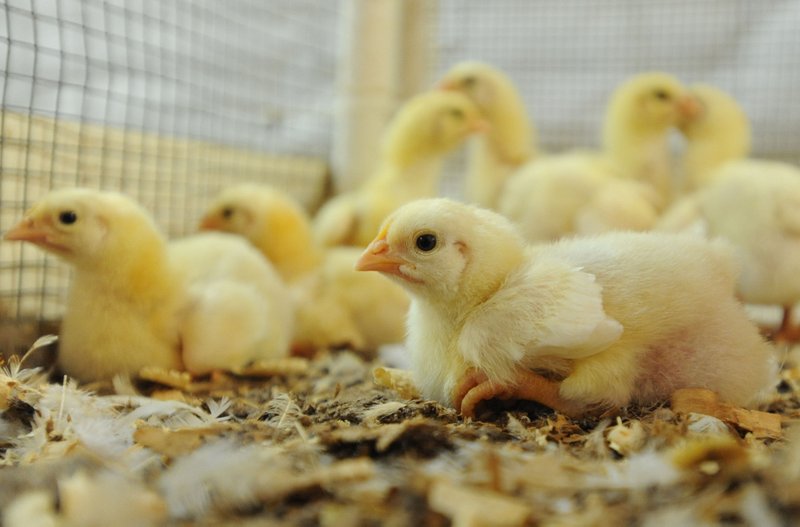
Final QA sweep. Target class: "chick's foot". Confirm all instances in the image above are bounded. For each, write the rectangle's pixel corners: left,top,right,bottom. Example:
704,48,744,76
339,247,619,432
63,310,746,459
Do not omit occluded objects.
453,368,582,418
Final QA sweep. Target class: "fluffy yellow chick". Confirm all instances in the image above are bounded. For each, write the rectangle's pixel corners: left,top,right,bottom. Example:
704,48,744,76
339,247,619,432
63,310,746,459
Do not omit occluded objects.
4,188,291,382
313,90,486,248
200,184,321,282
677,84,752,192
356,198,775,418
659,84,800,340
438,61,537,208
497,72,699,242
200,184,409,354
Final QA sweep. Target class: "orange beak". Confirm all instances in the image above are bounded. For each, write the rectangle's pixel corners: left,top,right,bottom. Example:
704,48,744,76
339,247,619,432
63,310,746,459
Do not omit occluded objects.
198,215,221,231
676,93,703,122
438,78,457,91
468,119,490,134
4,217,49,244
355,234,410,279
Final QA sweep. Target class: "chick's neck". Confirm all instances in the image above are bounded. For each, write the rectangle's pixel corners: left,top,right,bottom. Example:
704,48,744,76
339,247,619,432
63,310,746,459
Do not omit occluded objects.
75,230,176,303
258,211,323,283
483,95,536,166
446,236,526,320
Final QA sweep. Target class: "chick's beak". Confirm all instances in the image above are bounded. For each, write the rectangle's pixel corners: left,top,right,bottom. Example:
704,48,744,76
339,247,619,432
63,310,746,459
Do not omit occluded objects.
4,217,48,243
198,215,220,231
676,93,703,123
468,119,490,134
437,79,455,91
355,237,407,276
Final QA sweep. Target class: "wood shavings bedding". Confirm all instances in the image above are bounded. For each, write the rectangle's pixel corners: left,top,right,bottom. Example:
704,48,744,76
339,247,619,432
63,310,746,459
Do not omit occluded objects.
0,341,798,526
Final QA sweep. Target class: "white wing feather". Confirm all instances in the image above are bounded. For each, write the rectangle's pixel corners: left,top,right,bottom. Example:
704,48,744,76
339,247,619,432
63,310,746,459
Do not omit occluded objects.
458,256,622,385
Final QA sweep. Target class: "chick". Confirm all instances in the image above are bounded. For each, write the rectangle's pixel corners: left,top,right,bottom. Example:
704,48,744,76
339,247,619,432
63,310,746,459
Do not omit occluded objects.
677,84,752,193
200,184,321,282
601,71,700,199
659,84,800,340
438,61,537,208
4,188,290,382
313,90,486,248
356,198,775,418
497,72,698,242
168,232,292,374
200,184,408,354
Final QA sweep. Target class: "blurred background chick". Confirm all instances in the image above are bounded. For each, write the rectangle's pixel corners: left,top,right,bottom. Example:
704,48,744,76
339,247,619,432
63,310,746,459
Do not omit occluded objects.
312,90,486,248
659,84,800,341
200,183,409,356
438,61,538,209
498,72,697,242
4,188,291,382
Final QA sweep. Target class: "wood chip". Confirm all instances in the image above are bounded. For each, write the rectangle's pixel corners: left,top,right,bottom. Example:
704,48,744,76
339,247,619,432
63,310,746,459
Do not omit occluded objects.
133,424,238,458
138,368,192,390
255,458,375,502
428,479,531,527
372,366,420,399
232,357,310,377
671,388,783,439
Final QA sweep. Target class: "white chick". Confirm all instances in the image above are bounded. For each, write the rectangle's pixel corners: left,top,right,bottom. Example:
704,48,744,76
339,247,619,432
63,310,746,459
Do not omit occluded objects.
659,84,800,340
4,188,290,382
438,61,537,208
313,90,486,247
200,184,408,354
168,231,292,374
356,198,775,418
497,72,699,242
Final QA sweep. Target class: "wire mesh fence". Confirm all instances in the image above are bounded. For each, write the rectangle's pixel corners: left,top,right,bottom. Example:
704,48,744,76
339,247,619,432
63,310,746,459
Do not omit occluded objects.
0,0,338,349
2,0,800,354
434,0,800,160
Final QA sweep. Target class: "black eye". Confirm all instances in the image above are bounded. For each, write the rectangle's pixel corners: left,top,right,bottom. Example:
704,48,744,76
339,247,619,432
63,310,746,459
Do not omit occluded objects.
58,211,77,225
463,76,477,88
221,207,235,219
654,89,671,101
415,233,437,252
450,108,465,119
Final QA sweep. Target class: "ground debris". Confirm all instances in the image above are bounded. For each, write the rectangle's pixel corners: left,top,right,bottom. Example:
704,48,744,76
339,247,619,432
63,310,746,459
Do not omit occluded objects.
1,345,799,525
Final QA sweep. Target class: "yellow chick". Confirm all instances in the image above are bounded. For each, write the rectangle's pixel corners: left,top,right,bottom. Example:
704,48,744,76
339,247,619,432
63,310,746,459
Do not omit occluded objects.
200,184,409,354
660,84,800,340
677,84,752,192
438,61,537,208
313,90,486,248
4,188,291,382
200,184,321,283
497,72,699,242
356,198,775,418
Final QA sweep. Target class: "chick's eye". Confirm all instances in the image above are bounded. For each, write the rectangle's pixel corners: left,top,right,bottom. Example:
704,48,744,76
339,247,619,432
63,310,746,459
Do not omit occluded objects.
450,108,465,119
58,211,77,225
653,89,671,101
415,233,437,252
221,207,235,219
462,76,477,88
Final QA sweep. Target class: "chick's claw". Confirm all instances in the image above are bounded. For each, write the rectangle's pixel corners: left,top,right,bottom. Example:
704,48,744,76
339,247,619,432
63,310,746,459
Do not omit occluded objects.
454,369,582,419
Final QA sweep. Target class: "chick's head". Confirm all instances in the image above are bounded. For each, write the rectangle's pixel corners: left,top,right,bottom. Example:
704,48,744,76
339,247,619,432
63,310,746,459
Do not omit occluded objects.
438,61,509,114
382,91,487,164
4,188,163,268
355,198,525,307
200,185,265,244
606,72,699,134
678,84,751,151
200,184,318,281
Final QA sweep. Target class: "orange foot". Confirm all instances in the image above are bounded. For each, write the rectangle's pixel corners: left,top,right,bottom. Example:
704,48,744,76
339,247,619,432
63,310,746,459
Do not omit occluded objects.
764,307,800,344
452,368,583,419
